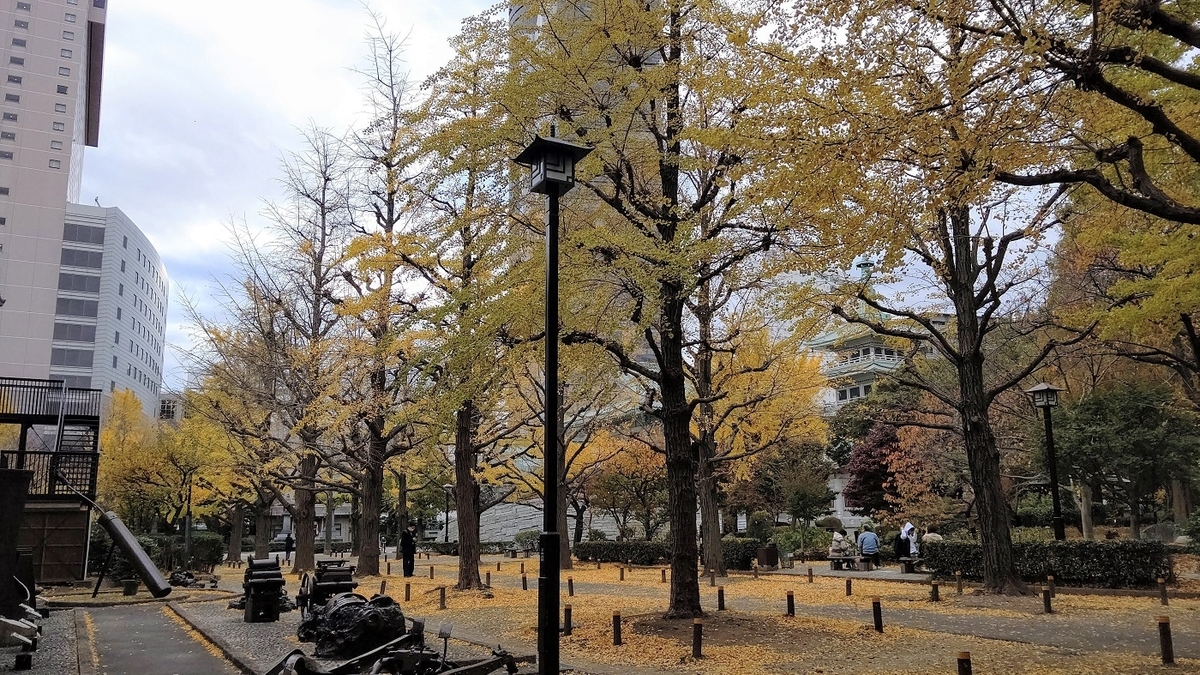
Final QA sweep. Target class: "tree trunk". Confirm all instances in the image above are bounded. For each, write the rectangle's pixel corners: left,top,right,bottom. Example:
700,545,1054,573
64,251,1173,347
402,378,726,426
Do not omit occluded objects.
226,503,243,565
572,500,586,545
396,470,408,531
357,462,384,577
1171,479,1192,527
254,502,270,560
351,492,363,558
291,454,319,573
1078,482,1094,541
325,490,335,556
698,446,725,576
455,400,484,590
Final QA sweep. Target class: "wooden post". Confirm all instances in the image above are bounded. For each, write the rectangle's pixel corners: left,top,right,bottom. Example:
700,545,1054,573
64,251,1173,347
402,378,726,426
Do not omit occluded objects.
692,619,703,659
497,561,501,571
563,604,572,636
807,567,813,583
709,570,716,587
619,566,625,582
521,562,525,574
568,577,574,596
612,611,622,645
930,581,940,602
439,586,446,610
845,578,852,596
1041,585,1052,614
429,565,434,579
955,571,963,595
753,566,758,580
485,571,491,586
786,590,794,616
1158,578,1169,606
380,580,387,596
871,596,883,633
405,583,411,602
717,586,725,611
1047,574,1056,599
522,573,528,590
956,651,972,675
661,569,666,583
1158,616,1174,665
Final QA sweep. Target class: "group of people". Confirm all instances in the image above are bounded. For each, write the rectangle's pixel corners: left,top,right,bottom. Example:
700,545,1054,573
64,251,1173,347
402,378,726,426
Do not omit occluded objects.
827,522,942,569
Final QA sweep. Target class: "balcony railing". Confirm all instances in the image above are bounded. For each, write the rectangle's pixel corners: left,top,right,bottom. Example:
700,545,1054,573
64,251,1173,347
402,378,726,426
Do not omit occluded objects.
825,353,904,375
0,449,98,500
0,377,102,420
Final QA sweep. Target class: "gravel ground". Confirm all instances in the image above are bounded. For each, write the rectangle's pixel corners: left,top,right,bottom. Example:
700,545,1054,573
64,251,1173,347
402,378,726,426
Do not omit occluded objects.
171,599,508,674
0,608,77,674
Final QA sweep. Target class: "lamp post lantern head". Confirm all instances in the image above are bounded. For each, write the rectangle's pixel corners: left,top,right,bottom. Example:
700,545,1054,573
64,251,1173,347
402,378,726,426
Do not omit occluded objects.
514,135,593,195
1025,382,1064,409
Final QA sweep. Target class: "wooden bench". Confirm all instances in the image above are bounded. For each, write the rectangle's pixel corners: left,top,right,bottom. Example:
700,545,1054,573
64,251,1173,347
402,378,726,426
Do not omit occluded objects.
899,557,922,574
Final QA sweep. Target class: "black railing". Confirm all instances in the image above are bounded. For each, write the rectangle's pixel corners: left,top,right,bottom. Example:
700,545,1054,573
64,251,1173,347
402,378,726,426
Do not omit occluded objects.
0,449,98,500
0,377,102,419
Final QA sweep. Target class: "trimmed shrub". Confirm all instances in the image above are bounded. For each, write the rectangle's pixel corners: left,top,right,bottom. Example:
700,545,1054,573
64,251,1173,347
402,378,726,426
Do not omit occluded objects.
587,528,608,541
746,511,774,543
923,540,1171,588
721,537,761,570
514,529,541,551
418,541,509,556
574,541,670,565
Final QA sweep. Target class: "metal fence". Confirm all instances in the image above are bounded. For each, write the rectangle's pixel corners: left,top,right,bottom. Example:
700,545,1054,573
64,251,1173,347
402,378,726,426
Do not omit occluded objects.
0,377,101,419
0,449,98,500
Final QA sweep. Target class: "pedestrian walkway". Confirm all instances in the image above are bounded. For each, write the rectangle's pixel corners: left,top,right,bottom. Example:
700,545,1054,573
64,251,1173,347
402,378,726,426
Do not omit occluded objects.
81,603,241,675
769,562,933,583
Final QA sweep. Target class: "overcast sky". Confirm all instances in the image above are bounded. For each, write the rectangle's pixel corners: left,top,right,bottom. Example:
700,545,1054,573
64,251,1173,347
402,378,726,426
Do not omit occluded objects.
77,0,493,392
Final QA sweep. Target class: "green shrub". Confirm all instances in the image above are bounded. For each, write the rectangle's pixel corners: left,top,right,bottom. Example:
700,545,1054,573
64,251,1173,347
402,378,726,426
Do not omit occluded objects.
587,529,608,541
1011,527,1056,543
189,531,225,571
418,541,509,556
514,529,541,551
574,540,670,565
746,511,774,543
1187,510,1200,541
922,540,1171,588
721,537,761,570
770,527,833,559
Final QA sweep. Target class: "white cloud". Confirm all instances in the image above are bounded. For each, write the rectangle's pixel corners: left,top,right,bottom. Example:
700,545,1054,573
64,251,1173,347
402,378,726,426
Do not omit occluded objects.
79,0,493,390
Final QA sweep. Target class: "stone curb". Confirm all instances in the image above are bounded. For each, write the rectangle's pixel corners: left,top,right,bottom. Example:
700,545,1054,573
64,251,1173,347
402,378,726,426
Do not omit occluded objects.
72,608,93,675
165,602,257,675
47,590,241,609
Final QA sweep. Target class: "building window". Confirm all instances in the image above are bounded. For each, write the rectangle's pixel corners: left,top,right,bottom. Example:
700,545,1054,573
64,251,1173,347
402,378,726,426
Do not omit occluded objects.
52,323,96,342
60,49,72,58
62,222,104,244
0,132,13,141
67,0,77,4
52,121,65,131
14,20,29,29
93,0,105,6
0,218,6,225
60,248,102,268
0,151,13,160
0,187,9,195
50,140,62,150
863,384,873,395
64,13,76,22
116,307,121,320
57,85,68,95
118,283,123,296
120,260,125,271
59,67,70,76
112,357,117,369
48,159,61,169
159,399,177,421
12,38,26,48
2,113,15,121
6,75,21,85
114,331,120,344
17,2,31,10
4,94,19,103
8,57,23,66
55,297,98,317
62,31,74,41
51,349,95,368
837,389,848,401
58,273,100,293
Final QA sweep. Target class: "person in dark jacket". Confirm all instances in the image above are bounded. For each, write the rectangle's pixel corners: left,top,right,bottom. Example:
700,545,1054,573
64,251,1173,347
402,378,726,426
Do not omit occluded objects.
283,533,294,565
400,523,417,577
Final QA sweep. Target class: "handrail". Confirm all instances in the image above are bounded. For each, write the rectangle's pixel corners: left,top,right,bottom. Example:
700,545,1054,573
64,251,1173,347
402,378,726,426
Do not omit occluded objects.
0,378,102,418
0,449,98,500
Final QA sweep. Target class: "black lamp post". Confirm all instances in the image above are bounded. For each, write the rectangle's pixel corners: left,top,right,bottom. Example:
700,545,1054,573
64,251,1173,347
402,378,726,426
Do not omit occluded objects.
514,129,592,675
1025,382,1066,541
442,484,453,544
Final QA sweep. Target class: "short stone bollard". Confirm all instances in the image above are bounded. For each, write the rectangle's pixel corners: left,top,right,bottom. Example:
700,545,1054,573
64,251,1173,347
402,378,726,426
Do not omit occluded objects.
808,567,813,583
612,611,622,645
522,574,528,590
497,561,501,571
1041,585,1052,614
568,577,574,596
1047,574,1056,598
405,582,411,601
846,578,853,597
439,586,446,610
956,570,963,595
563,604,572,636
380,580,387,596
692,619,703,659
387,562,392,575
930,581,940,602
619,567,625,582
717,586,725,611
871,596,883,633
485,571,491,586
1158,578,1169,606
429,566,435,579
1158,616,1174,665
521,562,525,574
786,590,795,616
710,570,716,587
957,651,972,675
661,569,667,583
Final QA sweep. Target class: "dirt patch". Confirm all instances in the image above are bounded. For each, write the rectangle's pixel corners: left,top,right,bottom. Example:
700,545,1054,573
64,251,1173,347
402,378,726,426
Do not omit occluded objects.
631,611,872,649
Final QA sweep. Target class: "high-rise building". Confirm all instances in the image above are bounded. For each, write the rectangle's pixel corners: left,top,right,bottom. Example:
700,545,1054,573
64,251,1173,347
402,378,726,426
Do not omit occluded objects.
0,0,167,415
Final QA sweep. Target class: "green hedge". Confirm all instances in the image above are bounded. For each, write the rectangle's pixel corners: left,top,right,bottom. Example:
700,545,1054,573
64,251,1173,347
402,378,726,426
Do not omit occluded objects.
574,541,670,565
419,541,510,556
722,538,761,570
923,540,1172,588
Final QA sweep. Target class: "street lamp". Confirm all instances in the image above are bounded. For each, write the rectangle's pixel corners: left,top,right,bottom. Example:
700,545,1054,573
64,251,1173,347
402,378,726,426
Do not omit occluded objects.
442,484,453,544
1025,382,1066,541
514,128,593,675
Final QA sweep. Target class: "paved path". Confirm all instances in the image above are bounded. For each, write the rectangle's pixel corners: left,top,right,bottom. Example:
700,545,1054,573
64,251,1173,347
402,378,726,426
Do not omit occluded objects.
81,604,241,675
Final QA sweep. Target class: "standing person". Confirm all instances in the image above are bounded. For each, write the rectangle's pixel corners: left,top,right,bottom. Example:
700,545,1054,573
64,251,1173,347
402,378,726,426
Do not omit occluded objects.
895,522,917,560
857,525,881,568
400,523,417,578
283,533,294,566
